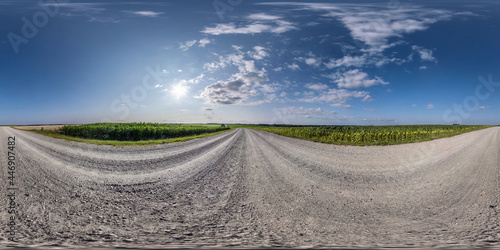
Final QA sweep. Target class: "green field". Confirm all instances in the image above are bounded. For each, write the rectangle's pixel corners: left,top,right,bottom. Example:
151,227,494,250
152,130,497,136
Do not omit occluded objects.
19,123,231,146
18,123,493,147
234,124,491,146
60,123,230,141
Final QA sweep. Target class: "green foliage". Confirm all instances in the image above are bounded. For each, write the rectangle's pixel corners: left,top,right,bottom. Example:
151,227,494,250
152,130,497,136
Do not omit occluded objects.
60,123,230,141
251,125,490,146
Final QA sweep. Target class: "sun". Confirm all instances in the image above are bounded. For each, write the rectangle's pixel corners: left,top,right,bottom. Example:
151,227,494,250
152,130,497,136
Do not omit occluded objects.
171,84,188,99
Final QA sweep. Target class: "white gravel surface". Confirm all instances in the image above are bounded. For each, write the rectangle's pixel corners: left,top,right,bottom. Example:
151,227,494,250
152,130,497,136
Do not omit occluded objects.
0,127,499,249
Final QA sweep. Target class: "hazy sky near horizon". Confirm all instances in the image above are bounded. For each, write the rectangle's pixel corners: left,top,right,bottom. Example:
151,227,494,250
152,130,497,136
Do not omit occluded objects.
1,0,500,125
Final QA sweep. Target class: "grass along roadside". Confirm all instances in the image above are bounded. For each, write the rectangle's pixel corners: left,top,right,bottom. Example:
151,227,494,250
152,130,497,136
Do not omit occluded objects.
12,124,495,147
14,125,234,147
233,124,492,146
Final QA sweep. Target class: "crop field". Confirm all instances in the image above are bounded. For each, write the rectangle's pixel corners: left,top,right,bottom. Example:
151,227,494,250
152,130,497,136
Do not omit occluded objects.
247,125,491,145
60,123,230,141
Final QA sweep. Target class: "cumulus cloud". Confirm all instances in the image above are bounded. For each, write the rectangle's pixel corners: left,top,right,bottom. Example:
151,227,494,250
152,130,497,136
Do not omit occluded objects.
204,48,265,74
328,69,388,89
197,73,270,105
249,46,269,60
427,104,434,109
412,45,437,62
306,83,329,91
304,55,322,67
198,38,211,47
287,63,301,71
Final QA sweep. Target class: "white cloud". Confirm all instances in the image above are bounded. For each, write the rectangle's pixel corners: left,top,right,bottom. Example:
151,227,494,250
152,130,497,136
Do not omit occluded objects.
179,39,212,50
249,46,269,60
337,8,451,53
248,13,282,21
261,3,453,53
305,57,321,67
202,21,296,35
204,54,243,71
89,17,118,23
306,83,329,91
306,21,320,26
362,95,373,102
427,104,434,109
204,50,263,74
328,69,388,89
197,72,269,105
202,13,296,35
179,40,197,51
42,3,105,13
412,46,437,62
299,88,370,106
331,103,352,108
128,11,163,17
198,38,211,47
154,84,163,88
411,104,417,107
179,74,205,85
244,60,258,73
419,65,428,70
287,63,301,71
325,55,369,68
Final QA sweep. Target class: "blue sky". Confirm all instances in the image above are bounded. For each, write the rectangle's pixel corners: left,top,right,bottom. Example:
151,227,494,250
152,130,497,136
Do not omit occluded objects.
1,0,500,125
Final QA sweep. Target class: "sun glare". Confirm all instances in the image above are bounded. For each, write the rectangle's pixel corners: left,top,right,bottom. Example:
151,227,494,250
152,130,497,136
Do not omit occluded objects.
171,84,188,99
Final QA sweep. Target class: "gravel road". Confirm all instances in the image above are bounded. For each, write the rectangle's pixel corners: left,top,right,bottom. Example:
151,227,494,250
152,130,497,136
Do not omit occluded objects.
0,127,499,248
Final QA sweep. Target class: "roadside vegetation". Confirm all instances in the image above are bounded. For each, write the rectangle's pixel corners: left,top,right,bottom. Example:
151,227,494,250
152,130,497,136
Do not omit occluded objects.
16,123,493,147
233,124,491,146
23,123,231,146
60,123,230,141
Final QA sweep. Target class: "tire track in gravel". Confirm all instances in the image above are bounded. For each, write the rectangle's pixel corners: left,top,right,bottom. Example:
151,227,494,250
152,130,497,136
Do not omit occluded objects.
0,126,499,248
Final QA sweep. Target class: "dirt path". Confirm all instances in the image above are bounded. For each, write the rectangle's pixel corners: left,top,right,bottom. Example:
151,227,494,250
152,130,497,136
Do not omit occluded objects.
0,127,499,248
